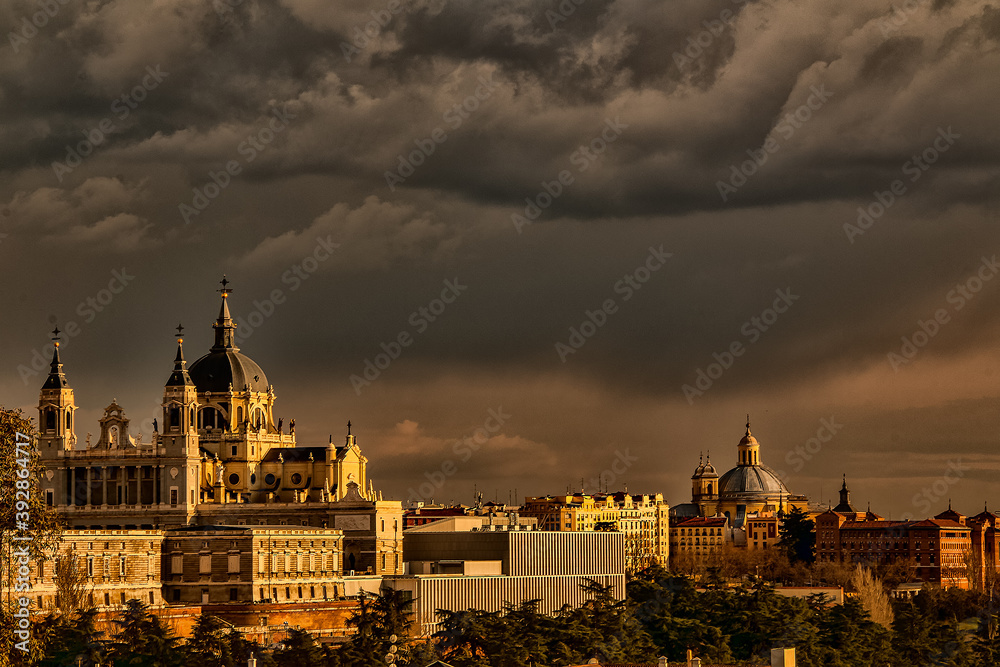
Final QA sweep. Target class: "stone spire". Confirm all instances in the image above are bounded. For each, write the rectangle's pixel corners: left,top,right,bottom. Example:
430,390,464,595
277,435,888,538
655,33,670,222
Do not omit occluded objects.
166,324,195,387
833,474,856,513
42,327,69,389
211,275,239,351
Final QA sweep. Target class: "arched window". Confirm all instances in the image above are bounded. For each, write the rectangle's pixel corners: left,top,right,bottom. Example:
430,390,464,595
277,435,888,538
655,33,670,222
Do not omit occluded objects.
189,406,195,426
66,410,72,430
237,406,244,424
45,408,56,431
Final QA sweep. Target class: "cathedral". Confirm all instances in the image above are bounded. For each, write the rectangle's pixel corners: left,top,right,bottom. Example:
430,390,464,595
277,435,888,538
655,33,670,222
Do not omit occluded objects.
36,279,402,575
673,417,809,528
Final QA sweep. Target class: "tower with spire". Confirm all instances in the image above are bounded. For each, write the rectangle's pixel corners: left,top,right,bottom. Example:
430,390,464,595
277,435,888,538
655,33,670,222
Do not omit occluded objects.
832,474,856,514
691,450,719,515
37,327,77,454
737,415,760,466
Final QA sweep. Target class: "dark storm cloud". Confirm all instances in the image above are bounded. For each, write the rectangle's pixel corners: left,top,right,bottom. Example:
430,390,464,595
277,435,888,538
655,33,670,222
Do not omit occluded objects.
3,0,1000,514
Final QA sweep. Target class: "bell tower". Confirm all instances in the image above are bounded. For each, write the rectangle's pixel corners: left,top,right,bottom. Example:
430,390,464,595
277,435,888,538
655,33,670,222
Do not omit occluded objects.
158,325,203,516
161,325,199,454
37,327,77,455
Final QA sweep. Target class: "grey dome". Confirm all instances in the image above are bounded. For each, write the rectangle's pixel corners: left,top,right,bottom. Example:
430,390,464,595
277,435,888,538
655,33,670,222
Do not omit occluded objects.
718,464,789,498
189,350,269,393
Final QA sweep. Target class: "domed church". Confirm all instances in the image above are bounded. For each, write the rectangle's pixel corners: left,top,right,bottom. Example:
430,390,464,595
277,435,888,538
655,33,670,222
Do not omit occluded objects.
35,278,403,574
676,417,809,528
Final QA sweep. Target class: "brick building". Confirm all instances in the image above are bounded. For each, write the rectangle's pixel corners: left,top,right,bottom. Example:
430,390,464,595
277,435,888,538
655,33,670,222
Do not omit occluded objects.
15,529,164,612
669,516,732,564
162,525,345,605
815,492,973,588
520,491,669,568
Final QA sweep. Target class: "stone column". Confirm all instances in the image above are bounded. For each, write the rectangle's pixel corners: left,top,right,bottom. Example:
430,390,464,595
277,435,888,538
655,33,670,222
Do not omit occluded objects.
119,466,125,505
101,466,108,508
86,467,92,507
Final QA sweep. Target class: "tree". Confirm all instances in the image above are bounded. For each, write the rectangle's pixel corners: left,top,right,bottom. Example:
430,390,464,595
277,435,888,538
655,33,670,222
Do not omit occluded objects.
54,551,93,614
338,589,415,667
273,628,324,667
107,598,182,666
36,608,107,667
187,613,235,667
850,565,893,629
777,506,815,564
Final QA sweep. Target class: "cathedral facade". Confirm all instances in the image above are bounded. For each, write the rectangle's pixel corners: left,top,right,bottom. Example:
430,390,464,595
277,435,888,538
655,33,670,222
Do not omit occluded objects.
36,281,402,575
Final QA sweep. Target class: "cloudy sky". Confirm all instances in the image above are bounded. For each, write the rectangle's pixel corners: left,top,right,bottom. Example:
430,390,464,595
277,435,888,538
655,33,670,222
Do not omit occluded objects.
2,0,999,517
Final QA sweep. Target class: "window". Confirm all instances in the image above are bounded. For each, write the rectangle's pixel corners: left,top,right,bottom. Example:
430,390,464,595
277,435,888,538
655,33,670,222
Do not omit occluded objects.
298,586,303,598
149,592,155,604
200,555,212,574
104,592,110,606
229,587,238,601
119,556,126,577
228,554,240,573
228,473,239,486
232,445,238,456
87,557,94,577
45,490,54,506
171,555,183,573
170,488,179,506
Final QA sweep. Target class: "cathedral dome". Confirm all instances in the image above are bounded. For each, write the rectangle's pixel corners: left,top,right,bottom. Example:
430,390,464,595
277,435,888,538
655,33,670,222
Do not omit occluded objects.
718,464,789,499
188,279,270,394
189,350,269,393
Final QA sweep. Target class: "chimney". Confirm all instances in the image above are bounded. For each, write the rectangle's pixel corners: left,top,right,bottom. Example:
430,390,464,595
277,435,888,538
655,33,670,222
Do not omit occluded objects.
771,647,796,667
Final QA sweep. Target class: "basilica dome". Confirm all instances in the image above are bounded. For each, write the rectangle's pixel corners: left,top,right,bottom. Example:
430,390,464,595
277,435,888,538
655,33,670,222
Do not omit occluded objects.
717,464,790,499
716,416,792,502
188,280,270,394
189,350,269,393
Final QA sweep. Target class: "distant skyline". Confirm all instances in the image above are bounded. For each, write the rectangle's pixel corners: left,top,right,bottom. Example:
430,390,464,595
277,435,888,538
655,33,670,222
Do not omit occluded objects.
3,0,1000,517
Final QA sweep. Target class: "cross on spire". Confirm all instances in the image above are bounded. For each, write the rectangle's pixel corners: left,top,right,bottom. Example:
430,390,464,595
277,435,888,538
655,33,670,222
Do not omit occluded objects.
175,323,184,339
219,275,232,297
347,420,352,435
51,326,61,342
